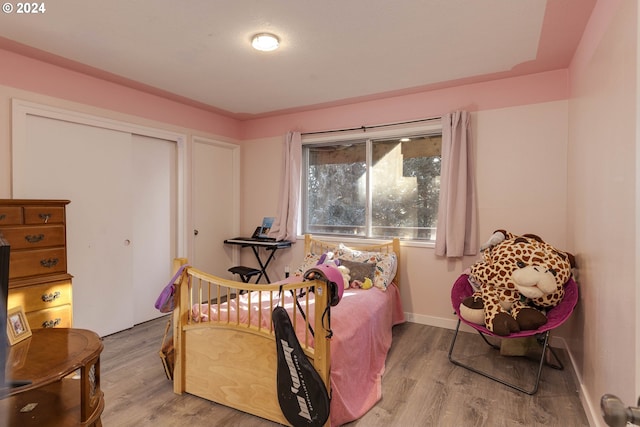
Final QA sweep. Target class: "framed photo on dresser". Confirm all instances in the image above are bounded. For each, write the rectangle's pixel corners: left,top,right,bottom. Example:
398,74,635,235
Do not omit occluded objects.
7,305,32,345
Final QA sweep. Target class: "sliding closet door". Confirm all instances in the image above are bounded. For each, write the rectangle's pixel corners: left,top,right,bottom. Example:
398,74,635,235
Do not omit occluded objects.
15,115,135,336
13,113,178,336
131,134,176,324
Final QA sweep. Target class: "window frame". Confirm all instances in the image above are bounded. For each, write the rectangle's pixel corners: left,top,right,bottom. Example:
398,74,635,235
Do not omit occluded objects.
300,120,443,243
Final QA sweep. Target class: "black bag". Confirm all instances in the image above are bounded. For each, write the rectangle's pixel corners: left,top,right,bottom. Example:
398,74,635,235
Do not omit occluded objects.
273,306,330,426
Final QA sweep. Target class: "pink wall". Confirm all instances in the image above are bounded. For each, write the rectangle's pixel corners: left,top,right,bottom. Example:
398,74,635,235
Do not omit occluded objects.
0,45,568,143
567,0,637,423
0,48,241,139
241,70,568,140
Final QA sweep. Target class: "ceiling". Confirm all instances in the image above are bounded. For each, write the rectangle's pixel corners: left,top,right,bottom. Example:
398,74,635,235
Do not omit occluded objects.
0,0,596,120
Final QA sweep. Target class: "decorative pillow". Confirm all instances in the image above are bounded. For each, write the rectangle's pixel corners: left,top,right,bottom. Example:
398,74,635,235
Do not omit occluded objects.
338,259,376,284
335,243,397,290
293,253,322,277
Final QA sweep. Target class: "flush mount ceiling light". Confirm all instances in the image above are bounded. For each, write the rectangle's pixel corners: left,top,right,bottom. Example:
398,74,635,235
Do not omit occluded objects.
252,33,280,51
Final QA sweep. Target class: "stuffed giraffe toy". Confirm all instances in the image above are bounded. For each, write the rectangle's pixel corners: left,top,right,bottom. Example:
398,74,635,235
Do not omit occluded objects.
460,230,575,336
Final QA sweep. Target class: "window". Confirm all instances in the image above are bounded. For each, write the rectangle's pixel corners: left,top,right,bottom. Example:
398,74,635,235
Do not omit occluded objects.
302,124,442,241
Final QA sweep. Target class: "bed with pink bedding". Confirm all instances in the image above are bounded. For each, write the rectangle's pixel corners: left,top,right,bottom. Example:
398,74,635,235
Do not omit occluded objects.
171,235,404,426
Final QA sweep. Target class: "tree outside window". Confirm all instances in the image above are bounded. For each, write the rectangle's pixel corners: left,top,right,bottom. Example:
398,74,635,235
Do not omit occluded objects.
302,131,441,241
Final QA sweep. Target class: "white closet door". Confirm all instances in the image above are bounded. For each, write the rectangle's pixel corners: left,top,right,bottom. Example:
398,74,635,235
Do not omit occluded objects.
131,134,176,324
192,138,239,274
16,115,134,336
14,114,178,336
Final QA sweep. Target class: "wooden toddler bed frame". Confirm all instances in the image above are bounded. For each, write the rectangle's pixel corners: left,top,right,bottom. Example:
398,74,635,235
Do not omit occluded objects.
171,234,401,426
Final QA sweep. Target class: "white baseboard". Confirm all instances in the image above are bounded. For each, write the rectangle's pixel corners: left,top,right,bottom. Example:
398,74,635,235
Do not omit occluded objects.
404,312,459,330
553,336,601,427
579,376,602,426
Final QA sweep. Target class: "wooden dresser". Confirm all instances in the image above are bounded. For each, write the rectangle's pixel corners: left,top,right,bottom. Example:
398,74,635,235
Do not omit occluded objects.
0,199,73,330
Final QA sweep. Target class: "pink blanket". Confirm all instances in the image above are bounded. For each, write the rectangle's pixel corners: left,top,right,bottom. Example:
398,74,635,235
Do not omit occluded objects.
192,283,405,426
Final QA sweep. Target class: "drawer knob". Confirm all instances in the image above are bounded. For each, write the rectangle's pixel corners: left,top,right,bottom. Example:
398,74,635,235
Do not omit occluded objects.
42,291,61,303
25,234,45,244
38,213,51,223
0,214,5,221
40,258,59,268
42,318,61,328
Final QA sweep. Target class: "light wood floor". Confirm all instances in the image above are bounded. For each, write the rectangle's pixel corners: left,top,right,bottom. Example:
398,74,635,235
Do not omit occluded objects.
100,316,590,426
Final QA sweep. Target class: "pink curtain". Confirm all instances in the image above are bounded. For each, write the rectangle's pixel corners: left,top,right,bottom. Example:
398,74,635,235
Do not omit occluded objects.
435,111,478,257
268,131,302,242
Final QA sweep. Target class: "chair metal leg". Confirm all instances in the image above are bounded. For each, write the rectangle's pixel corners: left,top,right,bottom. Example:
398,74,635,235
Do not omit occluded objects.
448,319,560,395
539,335,564,370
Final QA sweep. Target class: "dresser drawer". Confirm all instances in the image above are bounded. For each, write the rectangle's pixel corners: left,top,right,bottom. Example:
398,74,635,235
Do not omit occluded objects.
8,280,72,312
1,200,73,331
0,225,66,250
25,304,73,329
0,206,23,225
23,206,65,224
9,247,67,279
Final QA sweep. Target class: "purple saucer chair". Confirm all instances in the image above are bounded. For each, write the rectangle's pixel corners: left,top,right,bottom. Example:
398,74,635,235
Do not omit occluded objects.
448,274,579,395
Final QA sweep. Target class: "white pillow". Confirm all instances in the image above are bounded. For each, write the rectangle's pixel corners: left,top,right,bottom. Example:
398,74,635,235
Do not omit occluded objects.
335,243,397,290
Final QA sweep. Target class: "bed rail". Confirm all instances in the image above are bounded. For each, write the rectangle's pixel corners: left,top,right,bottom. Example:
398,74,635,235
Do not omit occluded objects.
171,258,331,425
184,266,320,348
